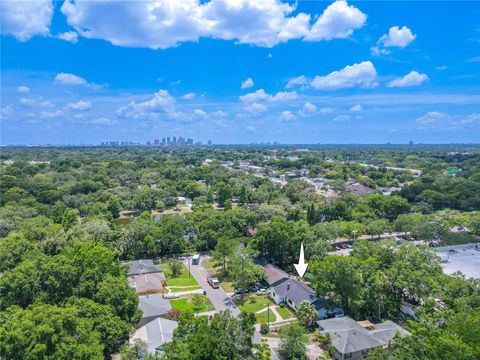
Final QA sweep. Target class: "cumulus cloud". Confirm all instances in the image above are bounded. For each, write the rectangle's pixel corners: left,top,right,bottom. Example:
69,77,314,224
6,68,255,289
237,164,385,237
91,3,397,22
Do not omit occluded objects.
194,108,208,117
1,0,53,41
246,125,256,133
17,86,30,94
244,102,267,114
239,89,298,102
379,25,416,48
182,92,196,99
241,77,254,89
372,25,416,55
286,75,309,89
299,102,317,116
309,61,377,90
116,90,177,120
387,71,428,88
334,114,351,121
349,104,362,112
60,0,365,49
57,31,78,43
65,100,92,111
306,0,366,41
280,110,296,122
55,73,87,86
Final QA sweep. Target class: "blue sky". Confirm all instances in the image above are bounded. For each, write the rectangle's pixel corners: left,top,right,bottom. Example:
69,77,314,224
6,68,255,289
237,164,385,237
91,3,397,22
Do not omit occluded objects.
1,0,479,145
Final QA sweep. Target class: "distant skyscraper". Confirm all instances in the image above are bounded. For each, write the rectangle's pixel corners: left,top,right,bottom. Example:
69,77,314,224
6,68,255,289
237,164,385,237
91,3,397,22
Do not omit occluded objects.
154,139,159,145
208,140,212,146
173,136,177,144
162,138,166,145
409,140,414,146
167,137,171,144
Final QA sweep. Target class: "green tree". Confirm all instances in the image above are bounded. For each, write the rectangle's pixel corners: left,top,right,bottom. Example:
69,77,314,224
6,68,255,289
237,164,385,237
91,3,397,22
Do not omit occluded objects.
61,208,79,230
170,260,183,278
296,301,318,329
280,322,308,360
107,195,122,218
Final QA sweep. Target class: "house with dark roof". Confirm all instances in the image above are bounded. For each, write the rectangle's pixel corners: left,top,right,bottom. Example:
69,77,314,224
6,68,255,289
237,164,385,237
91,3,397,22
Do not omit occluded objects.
317,316,410,360
270,277,343,320
263,264,289,287
346,183,375,196
124,260,166,294
137,294,173,328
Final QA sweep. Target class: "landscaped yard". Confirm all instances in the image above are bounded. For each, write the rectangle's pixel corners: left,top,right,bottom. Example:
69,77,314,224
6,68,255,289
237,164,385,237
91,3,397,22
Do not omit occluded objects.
276,306,294,320
256,310,276,324
170,294,215,313
234,295,274,313
202,258,235,292
161,261,200,287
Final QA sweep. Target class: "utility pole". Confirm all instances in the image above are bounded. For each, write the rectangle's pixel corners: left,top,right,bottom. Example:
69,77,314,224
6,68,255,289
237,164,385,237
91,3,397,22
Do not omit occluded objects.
188,255,191,278
241,254,245,301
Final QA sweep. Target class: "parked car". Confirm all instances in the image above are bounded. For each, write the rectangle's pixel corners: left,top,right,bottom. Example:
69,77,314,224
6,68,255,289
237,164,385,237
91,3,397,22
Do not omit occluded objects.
207,276,220,289
256,288,269,296
234,288,249,295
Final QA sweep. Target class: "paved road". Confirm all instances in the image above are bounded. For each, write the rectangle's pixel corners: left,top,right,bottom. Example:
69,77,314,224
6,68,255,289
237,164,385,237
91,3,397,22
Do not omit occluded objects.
182,255,265,348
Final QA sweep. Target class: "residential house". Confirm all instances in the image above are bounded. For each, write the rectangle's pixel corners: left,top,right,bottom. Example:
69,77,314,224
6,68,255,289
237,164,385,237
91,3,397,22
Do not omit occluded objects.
137,294,173,328
346,183,375,196
124,259,166,295
317,316,410,360
130,317,178,355
269,276,343,320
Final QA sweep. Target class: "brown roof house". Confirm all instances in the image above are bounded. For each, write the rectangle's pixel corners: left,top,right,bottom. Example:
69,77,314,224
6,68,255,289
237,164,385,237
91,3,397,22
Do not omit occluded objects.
346,183,375,196
317,316,410,360
125,259,166,295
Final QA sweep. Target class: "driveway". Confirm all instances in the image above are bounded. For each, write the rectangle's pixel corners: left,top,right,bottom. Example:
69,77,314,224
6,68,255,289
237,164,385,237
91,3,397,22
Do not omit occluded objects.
182,255,266,348
182,255,240,316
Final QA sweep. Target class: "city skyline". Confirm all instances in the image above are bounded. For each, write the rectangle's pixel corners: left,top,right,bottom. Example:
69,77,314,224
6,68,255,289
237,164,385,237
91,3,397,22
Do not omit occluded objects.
1,1,480,145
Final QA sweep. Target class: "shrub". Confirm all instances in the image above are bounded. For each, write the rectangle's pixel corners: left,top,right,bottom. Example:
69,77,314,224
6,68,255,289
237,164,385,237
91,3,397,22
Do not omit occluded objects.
260,322,269,334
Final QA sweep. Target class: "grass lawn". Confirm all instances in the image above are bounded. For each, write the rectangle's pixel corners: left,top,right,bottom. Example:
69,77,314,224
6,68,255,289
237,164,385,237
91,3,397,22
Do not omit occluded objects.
170,295,215,313
234,295,274,313
276,306,294,320
161,261,199,287
256,310,276,324
202,258,235,293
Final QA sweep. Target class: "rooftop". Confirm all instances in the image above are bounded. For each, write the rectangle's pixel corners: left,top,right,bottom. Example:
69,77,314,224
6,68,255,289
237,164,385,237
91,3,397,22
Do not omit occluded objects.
124,259,163,276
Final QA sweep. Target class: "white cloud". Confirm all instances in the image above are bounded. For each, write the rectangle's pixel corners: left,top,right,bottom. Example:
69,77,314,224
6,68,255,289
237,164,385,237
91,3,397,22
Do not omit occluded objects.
90,117,116,125
116,90,177,120
65,100,92,111
387,71,428,88
416,111,448,124
310,61,378,90
239,89,298,102
280,110,296,122
435,65,447,71
61,0,365,49
213,110,227,117
1,0,53,41
454,113,480,127
55,73,87,86
349,104,362,112
182,92,196,99
241,77,254,89
39,110,63,119
379,25,416,48
57,31,78,43
306,0,367,41
334,114,351,121
299,102,317,116
194,108,207,117
319,107,335,114
17,86,30,94
244,102,267,114
286,75,309,89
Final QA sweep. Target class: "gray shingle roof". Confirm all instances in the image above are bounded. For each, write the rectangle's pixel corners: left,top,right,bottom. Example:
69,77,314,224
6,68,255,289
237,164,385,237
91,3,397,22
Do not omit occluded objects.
139,294,172,318
264,264,289,286
318,316,410,356
272,278,318,305
130,318,178,354
125,259,162,276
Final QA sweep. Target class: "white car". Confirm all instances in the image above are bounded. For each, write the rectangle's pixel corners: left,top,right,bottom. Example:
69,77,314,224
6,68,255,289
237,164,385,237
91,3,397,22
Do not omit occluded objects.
256,288,268,296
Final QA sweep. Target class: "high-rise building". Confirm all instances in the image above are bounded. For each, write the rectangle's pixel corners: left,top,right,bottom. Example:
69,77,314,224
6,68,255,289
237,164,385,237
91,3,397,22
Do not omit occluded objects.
167,137,171,144
154,139,159,145
208,140,212,146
